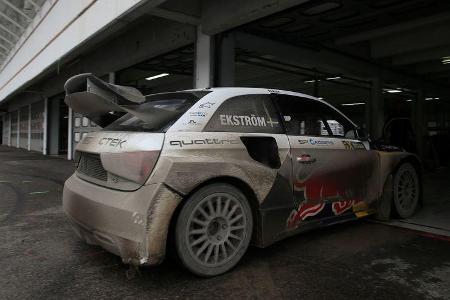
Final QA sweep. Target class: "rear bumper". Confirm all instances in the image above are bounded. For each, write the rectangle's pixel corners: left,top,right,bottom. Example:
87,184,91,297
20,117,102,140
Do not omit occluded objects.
63,174,182,265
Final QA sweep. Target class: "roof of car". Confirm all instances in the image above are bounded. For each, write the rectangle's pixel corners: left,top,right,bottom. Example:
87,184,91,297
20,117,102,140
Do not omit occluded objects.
182,87,318,100
145,87,358,129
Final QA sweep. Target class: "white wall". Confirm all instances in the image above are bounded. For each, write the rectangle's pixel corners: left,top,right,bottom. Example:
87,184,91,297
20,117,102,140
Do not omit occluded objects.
0,0,149,103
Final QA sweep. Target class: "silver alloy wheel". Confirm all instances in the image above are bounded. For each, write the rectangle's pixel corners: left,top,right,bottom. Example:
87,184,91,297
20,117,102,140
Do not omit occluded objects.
186,192,246,267
394,163,419,218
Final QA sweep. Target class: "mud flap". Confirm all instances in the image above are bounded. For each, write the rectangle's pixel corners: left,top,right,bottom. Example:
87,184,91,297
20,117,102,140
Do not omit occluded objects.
374,174,393,221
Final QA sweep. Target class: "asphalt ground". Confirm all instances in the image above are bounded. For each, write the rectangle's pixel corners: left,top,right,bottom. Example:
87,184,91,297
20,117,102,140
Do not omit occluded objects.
1,145,449,300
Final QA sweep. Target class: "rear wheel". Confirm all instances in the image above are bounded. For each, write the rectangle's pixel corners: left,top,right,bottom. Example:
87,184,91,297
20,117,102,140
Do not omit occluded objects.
393,163,419,218
175,183,253,277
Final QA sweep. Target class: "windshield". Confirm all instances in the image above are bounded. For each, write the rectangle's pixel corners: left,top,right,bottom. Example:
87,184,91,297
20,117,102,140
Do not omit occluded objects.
103,92,210,132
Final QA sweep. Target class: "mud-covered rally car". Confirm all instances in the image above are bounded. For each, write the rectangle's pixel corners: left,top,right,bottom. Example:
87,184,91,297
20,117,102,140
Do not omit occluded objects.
63,74,421,276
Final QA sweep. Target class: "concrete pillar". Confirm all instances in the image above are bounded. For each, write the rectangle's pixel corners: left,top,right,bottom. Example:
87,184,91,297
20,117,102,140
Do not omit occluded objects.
27,104,31,151
1,114,5,145
313,79,319,97
217,33,235,87
8,112,11,147
368,77,384,140
43,98,48,155
16,109,20,148
67,107,73,160
414,90,425,159
1,115,4,145
194,25,214,89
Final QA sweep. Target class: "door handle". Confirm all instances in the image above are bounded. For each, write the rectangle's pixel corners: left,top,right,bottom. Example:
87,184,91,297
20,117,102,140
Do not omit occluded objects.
297,154,316,163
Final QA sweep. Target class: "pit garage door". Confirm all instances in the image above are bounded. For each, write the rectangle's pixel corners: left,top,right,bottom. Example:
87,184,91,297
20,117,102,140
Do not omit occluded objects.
10,111,17,148
30,101,45,152
2,114,9,146
19,106,28,149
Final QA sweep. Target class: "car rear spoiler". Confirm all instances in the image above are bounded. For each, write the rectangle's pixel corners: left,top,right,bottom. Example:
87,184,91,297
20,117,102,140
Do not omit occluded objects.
64,73,145,127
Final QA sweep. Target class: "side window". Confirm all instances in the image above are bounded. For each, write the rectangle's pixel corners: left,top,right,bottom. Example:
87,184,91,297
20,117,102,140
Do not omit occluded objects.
320,104,356,138
276,95,355,137
204,94,283,134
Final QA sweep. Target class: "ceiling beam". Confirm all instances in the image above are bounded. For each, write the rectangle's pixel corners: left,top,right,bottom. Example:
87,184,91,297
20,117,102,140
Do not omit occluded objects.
0,33,14,46
0,10,25,31
236,31,381,80
2,0,33,22
26,0,39,11
201,0,310,35
0,22,19,39
336,11,450,45
415,62,450,75
392,46,450,66
146,7,200,25
0,42,10,52
371,21,450,58
235,32,450,97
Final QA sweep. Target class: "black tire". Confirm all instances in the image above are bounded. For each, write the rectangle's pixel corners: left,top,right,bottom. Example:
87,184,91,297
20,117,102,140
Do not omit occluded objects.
393,163,419,219
175,183,253,277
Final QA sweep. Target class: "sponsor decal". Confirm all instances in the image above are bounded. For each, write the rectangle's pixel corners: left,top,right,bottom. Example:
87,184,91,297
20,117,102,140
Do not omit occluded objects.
199,102,215,109
184,120,199,125
342,140,366,150
308,138,334,146
189,111,207,117
287,202,325,229
98,137,126,148
287,199,360,229
286,149,374,229
332,199,355,215
298,139,308,144
169,138,240,147
219,114,279,127
82,136,127,148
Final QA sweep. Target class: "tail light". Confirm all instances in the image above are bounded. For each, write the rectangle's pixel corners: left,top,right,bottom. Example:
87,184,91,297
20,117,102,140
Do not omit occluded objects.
100,151,160,185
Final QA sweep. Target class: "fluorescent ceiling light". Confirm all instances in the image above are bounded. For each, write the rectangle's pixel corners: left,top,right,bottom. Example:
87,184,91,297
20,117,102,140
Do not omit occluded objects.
425,97,440,101
341,102,365,106
384,88,402,93
326,76,341,80
317,97,324,100
145,73,169,81
304,79,320,83
405,99,412,102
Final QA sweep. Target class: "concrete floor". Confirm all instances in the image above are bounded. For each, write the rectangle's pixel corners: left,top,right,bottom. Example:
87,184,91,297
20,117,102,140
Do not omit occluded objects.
1,145,450,300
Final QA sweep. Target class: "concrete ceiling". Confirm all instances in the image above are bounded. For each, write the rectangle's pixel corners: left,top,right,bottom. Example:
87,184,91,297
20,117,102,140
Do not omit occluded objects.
242,0,450,85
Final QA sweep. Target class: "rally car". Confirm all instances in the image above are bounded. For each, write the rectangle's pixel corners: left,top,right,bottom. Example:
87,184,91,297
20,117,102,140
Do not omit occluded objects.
63,74,421,277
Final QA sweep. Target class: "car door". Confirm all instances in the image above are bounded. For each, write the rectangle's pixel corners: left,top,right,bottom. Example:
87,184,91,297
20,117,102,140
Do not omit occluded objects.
274,94,380,230
201,93,294,246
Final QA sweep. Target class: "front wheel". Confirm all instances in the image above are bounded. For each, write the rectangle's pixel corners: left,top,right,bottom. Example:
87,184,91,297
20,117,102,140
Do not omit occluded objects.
175,183,253,277
393,163,420,218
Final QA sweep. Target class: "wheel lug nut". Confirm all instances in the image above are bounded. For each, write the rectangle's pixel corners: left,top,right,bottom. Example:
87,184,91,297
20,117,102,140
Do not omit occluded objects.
222,224,227,229
217,236,222,240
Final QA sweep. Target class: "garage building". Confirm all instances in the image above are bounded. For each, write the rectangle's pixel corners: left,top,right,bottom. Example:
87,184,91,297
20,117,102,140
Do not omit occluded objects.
0,0,449,168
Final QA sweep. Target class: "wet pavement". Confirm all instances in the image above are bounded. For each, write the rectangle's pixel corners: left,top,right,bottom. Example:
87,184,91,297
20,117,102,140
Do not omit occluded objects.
1,145,450,300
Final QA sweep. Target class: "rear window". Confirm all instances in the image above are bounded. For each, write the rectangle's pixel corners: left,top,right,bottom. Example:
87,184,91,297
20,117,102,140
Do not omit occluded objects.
104,92,209,132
